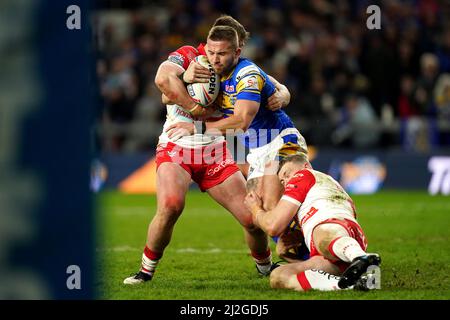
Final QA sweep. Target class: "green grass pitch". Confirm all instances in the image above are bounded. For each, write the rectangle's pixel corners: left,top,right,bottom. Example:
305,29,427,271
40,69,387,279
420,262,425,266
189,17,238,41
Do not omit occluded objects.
95,190,450,300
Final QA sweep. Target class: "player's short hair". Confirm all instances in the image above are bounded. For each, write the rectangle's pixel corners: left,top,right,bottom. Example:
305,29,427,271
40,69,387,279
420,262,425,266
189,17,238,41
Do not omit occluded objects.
278,153,310,174
207,26,239,50
212,15,250,47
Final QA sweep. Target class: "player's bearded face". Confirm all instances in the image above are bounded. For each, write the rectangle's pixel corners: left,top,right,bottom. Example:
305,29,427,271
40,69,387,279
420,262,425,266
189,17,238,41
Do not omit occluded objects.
206,40,241,75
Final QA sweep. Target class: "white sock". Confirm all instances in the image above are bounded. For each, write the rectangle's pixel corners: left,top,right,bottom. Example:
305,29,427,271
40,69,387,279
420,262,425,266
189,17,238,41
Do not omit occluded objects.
141,253,160,276
253,250,272,274
330,236,366,263
140,246,162,276
297,269,342,291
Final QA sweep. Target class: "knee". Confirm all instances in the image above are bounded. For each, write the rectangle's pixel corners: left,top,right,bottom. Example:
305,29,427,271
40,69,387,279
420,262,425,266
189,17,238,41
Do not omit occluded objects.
269,267,288,289
235,209,259,231
269,268,283,289
243,220,265,234
314,235,337,260
158,195,185,220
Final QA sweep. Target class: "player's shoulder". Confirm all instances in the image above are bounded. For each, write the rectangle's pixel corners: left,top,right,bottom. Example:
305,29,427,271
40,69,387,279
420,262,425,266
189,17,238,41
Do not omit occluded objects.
167,45,200,69
172,45,199,55
288,169,316,185
284,169,316,200
234,58,263,81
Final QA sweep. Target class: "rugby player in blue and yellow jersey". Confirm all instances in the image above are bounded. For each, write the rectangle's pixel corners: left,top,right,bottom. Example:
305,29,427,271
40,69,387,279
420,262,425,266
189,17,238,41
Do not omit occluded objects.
167,25,308,213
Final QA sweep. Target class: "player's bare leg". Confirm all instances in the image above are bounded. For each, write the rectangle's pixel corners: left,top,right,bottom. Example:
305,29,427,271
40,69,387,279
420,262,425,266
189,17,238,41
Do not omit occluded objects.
269,223,380,292
146,162,191,251
236,162,249,179
206,171,273,275
124,162,191,284
270,256,340,291
312,223,351,261
247,160,283,211
312,222,381,288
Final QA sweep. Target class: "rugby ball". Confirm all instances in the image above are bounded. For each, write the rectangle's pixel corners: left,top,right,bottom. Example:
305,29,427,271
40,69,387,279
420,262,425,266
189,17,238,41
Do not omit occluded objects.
186,55,220,107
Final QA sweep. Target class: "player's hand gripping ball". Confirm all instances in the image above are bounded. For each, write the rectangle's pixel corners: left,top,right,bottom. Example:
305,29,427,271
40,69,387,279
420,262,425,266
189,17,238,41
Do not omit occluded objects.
186,55,220,107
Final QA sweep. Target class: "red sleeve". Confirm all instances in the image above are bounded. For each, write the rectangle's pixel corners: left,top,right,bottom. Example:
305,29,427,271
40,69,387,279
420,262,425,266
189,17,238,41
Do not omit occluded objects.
282,169,316,205
167,45,199,70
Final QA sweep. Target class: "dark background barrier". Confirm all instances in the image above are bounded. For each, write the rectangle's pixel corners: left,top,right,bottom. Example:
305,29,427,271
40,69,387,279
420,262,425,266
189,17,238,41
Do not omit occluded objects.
99,148,450,194
0,0,94,299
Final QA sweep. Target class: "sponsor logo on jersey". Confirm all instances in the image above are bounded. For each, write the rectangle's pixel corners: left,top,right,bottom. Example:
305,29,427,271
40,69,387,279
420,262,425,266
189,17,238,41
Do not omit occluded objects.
168,53,185,67
208,65,217,95
187,85,196,97
245,76,259,90
285,183,297,190
175,108,193,119
207,158,234,176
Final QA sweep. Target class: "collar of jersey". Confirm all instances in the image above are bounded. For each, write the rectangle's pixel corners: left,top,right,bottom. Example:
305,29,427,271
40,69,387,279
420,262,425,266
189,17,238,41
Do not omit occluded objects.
221,69,234,81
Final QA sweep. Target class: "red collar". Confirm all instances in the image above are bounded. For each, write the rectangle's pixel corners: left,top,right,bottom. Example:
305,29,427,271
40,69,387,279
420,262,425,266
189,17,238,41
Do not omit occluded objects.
197,43,206,55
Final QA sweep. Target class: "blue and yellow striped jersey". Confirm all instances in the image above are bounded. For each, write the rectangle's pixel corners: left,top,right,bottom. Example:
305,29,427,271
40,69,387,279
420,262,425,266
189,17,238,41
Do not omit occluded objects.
217,58,295,148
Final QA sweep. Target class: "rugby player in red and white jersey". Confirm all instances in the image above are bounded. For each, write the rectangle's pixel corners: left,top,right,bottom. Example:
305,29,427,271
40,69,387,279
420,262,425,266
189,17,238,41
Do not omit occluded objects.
244,153,381,291
124,16,291,284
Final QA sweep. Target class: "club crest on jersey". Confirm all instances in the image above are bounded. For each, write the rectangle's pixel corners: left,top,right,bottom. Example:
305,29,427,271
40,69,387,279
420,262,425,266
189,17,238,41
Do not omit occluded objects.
225,85,235,92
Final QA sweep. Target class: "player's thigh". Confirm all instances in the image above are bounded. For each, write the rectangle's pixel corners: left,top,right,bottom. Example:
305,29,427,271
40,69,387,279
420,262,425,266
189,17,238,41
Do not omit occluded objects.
236,162,249,179
312,222,350,256
206,171,253,227
156,162,191,211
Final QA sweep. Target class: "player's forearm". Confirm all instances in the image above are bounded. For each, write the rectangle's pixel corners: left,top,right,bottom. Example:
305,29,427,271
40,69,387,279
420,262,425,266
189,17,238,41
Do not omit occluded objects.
268,75,290,107
261,174,283,211
268,75,286,92
204,100,258,134
261,161,284,211
252,208,283,237
205,114,250,134
155,71,196,111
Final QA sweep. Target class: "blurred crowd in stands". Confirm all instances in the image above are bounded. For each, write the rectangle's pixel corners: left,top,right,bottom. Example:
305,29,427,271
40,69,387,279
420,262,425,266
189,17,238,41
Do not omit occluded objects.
94,0,450,153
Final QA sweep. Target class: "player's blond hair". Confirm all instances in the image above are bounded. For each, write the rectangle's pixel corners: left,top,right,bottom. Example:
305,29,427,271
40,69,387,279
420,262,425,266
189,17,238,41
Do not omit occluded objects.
278,153,311,173
207,26,239,50
212,15,250,47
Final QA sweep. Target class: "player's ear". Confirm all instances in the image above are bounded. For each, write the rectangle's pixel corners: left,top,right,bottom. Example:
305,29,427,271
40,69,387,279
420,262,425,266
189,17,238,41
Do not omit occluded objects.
235,47,241,57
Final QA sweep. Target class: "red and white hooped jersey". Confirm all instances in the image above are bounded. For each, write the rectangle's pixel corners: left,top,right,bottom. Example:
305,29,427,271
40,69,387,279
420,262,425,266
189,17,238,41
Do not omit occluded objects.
158,44,224,148
281,169,358,251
